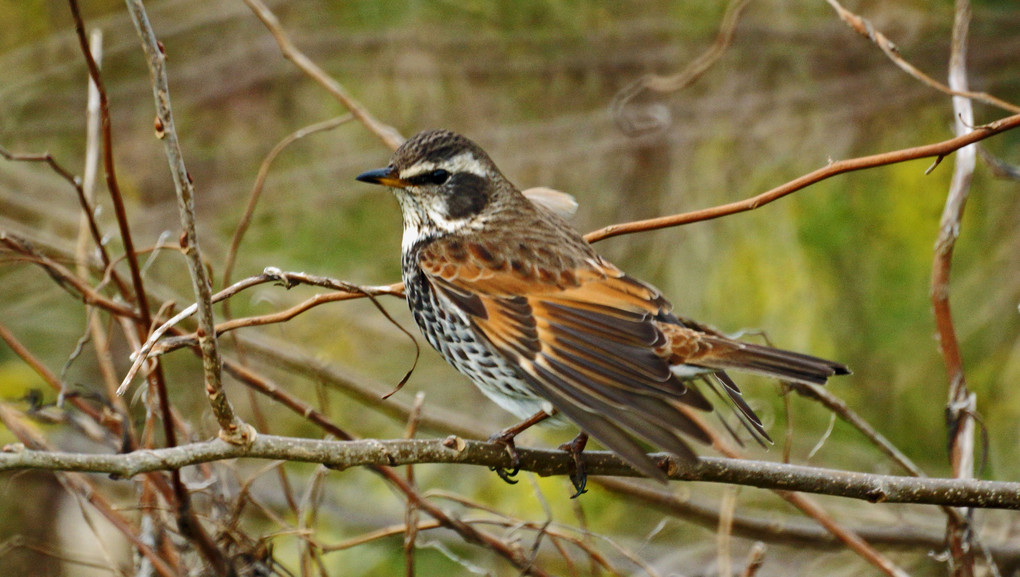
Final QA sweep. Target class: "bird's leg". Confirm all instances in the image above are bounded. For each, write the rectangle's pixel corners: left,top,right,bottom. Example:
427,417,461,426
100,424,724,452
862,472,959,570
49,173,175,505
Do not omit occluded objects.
488,409,552,484
558,432,589,498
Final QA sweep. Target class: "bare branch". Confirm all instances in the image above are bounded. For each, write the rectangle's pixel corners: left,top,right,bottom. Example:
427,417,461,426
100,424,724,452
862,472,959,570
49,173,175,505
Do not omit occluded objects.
2,436,1019,510
586,112,1020,243
939,2,979,575
594,477,1020,565
123,0,250,446
0,404,177,577
241,0,403,150
222,114,354,291
119,269,403,391
826,0,1020,114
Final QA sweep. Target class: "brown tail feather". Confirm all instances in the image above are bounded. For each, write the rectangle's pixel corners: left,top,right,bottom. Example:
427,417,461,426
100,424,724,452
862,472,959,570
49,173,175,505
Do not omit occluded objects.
700,337,850,386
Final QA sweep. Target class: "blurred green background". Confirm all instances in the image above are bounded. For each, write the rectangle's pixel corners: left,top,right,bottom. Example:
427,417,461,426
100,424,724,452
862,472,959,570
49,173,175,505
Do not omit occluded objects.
1,0,1018,575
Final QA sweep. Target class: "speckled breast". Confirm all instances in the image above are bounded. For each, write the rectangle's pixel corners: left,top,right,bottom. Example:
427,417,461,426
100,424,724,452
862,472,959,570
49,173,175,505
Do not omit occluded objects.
401,246,550,420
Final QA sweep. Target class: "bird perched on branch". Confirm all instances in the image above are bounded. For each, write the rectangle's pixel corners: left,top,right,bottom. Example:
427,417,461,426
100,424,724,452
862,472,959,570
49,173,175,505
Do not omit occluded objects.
357,129,849,495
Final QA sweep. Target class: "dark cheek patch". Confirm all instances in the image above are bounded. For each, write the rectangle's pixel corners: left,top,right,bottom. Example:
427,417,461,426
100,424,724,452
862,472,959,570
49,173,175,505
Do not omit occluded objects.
445,173,489,219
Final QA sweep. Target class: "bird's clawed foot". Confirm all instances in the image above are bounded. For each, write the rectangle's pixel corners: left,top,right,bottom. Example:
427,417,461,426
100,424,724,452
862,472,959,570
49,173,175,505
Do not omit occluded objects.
488,429,521,484
558,432,589,498
487,410,553,485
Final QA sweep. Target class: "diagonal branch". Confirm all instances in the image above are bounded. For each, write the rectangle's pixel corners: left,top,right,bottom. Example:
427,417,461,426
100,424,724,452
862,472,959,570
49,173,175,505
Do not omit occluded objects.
585,112,1020,243
241,0,403,150
826,0,1020,115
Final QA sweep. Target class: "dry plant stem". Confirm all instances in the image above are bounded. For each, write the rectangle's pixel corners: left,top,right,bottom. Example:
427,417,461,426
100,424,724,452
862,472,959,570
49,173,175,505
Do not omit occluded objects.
717,487,738,577
75,30,131,423
0,404,176,577
403,393,426,577
236,335,481,440
0,322,103,424
63,0,188,518
788,384,923,477
977,146,1020,180
67,0,227,572
5,437,1020,510
120,269,403,389
787,383,967,530
217,360,554,577
124,0,248,447
585,112,1020,243
826,0,1020,115
0,233,139,320
680,408,907,577
742,542,767,577
66,0,154,336
593,478,1020,564
326,516,630,576
774,490,908,577
222,114,354,291
242,0,403,150
940,2,978,576
0,147,128,298
612,0,751,134
218,116,353,524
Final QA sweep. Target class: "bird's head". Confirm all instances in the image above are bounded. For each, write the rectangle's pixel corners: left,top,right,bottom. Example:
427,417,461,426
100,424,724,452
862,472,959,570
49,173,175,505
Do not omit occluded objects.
356,130,511,245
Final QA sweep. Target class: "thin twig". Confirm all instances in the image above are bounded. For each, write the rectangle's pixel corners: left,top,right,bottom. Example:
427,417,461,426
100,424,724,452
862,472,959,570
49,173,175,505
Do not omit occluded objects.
0,321,103,424
0,145,127,297
63,7,192,563
612,0,752,135
241,0,403,150
977,146,1020,180
0,403,177,577
786,382,969,529
0,233,139,320
217,355,555,576
123,0,250,447
585,112,1020,243
73,29,132,433
939,2,978,575
119,269,403,392
676,406,909,577
222,114,354,291
717,486,738,577
594,477,1020,564
826,0,1020,115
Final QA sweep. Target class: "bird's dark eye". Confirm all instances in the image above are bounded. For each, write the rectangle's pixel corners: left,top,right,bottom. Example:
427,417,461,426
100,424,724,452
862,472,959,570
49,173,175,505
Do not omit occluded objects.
425,169,450,185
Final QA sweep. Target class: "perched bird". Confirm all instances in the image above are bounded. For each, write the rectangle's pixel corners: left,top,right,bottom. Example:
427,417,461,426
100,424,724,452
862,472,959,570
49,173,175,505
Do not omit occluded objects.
357,129,849,492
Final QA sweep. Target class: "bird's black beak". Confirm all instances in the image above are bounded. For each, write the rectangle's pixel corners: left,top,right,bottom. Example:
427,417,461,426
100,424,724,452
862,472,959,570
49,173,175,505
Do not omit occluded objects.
356,166,407,189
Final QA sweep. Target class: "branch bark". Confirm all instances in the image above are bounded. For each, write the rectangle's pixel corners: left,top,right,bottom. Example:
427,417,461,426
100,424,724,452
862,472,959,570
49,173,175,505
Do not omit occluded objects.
124,0,250,447
3,436,1018,510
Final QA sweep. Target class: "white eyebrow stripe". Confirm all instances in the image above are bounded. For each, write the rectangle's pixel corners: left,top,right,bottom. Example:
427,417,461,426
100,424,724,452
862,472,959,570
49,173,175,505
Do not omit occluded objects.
399,152,488,180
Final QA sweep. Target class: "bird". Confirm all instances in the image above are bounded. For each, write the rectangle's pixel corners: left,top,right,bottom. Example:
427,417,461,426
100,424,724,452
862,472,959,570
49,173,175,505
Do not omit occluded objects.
356,129,849,494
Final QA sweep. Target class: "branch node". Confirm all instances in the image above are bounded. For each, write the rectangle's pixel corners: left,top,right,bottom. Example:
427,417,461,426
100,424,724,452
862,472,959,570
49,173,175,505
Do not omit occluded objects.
925,155,945,175
218,421,258,447
442,435,467,453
